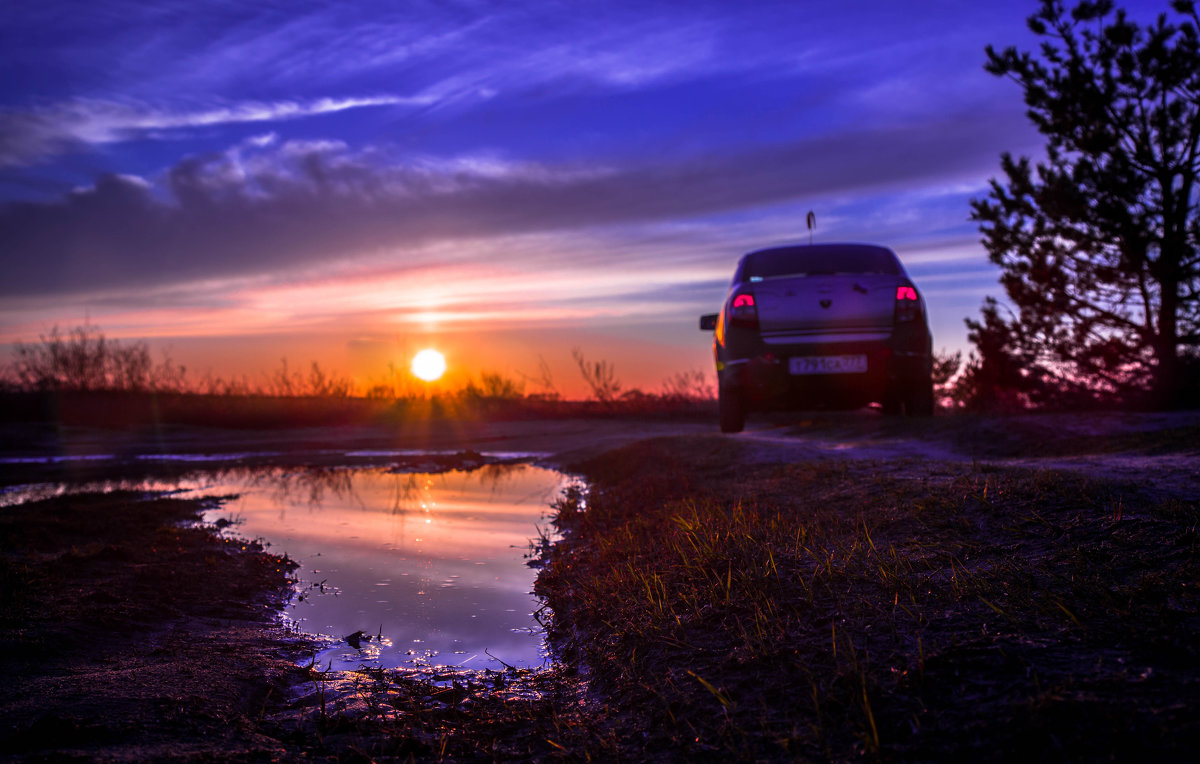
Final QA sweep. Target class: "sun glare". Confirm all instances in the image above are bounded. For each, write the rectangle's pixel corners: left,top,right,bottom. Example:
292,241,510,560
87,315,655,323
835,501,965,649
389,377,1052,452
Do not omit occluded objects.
411,349,447,382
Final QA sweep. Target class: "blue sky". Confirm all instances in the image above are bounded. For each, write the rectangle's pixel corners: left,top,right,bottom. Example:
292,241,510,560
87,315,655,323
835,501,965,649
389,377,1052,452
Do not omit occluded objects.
0,0,1172,395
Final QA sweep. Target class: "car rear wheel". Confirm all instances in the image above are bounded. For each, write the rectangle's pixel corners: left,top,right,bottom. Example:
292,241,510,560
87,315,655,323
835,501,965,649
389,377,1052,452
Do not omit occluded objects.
881,388,903,416
719,387,746,433
906,378,934,417
882,377,933,416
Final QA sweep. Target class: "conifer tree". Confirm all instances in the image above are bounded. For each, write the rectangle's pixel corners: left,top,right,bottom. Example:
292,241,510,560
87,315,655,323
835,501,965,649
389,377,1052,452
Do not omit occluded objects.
970,0,1199,406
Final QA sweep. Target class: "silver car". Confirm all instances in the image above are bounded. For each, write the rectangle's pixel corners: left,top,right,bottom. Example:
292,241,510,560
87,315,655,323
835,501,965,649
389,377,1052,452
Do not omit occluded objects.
700,243,933,432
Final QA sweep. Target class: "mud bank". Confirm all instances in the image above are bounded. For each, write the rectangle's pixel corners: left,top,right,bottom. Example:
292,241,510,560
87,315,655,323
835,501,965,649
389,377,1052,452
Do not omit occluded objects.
0,491,303,760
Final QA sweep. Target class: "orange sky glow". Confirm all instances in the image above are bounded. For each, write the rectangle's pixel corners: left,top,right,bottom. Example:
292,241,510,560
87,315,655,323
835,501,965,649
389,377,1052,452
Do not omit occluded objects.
0,231,1004,399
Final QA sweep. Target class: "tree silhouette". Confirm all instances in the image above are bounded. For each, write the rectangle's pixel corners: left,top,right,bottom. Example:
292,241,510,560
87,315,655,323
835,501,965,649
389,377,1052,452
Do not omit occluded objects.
970,0,1200,407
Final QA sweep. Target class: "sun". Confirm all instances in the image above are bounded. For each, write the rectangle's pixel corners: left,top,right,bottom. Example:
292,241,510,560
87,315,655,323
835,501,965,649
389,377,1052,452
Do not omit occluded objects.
411,349,447,382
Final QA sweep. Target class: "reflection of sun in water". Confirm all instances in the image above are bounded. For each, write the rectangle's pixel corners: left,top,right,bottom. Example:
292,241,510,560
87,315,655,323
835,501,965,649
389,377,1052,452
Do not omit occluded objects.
411,349,446,382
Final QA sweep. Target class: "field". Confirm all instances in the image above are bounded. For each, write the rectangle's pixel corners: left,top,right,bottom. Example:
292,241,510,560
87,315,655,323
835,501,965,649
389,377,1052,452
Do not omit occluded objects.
1,408,1197,761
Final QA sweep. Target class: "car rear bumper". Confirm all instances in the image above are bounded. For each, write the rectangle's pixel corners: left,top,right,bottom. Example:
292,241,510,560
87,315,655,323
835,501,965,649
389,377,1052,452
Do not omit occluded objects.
718,340,929,410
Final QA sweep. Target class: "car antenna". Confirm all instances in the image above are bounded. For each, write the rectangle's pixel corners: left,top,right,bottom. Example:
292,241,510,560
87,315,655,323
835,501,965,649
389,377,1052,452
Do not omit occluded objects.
806,210,816,245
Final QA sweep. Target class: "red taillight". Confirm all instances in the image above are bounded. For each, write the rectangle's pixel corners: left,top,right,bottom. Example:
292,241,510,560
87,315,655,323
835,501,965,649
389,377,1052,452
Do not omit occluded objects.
895,283,921,322
729,292,759,329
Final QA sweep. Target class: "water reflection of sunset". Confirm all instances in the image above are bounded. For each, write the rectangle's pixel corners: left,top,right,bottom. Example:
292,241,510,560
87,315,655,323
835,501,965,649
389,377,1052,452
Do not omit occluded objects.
203,464,573,671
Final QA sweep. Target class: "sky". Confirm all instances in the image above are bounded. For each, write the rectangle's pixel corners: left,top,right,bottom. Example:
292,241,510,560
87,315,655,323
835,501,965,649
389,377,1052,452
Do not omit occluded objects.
0,0,1172,397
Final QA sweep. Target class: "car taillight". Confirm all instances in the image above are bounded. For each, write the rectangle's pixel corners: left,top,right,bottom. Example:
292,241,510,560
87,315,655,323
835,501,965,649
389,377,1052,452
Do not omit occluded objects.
895,283,921,322
729,292,759,329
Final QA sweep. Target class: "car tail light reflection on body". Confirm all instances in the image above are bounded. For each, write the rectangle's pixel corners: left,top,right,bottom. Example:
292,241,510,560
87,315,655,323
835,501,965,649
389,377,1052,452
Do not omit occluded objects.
729,292,759,329
895,283,921,322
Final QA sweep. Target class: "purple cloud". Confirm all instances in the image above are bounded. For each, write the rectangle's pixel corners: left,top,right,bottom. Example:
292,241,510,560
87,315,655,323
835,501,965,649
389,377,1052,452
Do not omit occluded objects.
0,105,1033,299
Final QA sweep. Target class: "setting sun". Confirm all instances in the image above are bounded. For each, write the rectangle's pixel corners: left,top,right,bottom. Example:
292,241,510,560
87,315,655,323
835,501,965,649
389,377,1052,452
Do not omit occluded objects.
411,349,447,382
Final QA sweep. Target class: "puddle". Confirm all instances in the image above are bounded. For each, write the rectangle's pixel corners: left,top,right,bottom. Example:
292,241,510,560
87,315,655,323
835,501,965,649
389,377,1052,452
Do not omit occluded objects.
2,460,576,673
207,463,572,672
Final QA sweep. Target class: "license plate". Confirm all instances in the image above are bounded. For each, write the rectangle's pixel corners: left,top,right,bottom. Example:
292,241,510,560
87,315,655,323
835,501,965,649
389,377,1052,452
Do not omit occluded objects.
789,355,868,375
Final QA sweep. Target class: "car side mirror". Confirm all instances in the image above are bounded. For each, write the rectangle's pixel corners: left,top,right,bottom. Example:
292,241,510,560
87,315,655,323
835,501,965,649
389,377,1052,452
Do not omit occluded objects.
699,314,718,331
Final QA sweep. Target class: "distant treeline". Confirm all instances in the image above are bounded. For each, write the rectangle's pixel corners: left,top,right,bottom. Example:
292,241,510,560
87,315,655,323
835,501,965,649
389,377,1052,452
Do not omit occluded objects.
0,325,718,427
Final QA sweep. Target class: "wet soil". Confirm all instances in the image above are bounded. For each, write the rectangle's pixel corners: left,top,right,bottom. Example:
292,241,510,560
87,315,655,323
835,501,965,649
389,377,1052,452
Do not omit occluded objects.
0,491,302,760
0,410,1197,760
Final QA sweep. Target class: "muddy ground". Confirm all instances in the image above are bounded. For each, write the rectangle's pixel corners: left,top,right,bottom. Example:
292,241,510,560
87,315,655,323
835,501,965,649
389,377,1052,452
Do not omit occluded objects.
1,410,1197,761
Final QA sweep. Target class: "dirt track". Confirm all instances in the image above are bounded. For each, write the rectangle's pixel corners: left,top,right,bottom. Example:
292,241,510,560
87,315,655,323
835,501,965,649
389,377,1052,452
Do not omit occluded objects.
733,410,1200,501
4,410,1197,510
6,408,1199,480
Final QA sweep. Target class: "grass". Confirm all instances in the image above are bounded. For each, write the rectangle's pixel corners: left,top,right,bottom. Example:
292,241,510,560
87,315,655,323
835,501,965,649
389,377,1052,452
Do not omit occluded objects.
535,436,1200,760
271,663,618,760
0,388,717,431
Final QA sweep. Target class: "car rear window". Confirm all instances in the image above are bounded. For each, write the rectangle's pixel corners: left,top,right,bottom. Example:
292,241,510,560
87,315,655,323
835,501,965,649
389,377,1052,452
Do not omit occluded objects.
741,244,902,280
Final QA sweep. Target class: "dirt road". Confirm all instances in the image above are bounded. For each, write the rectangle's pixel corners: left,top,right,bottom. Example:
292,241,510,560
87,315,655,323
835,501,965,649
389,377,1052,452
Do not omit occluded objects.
6,409,1198,484
733,410,1200,501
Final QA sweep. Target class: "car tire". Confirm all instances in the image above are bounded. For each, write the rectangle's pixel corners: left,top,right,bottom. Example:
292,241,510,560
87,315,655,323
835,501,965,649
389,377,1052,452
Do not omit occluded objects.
718,387,746,433
906,378,935,417
881,388,903,416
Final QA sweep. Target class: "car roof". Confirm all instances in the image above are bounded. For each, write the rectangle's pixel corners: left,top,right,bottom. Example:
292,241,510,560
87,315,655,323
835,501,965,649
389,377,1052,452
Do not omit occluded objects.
735,243,903,281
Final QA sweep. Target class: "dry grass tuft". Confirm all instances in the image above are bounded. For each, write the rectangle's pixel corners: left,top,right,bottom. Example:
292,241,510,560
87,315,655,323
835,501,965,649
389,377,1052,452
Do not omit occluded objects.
537,437,1200,760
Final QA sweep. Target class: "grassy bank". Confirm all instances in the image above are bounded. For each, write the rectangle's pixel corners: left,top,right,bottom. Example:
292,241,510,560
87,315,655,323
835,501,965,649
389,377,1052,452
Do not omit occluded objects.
538,436,1200,760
